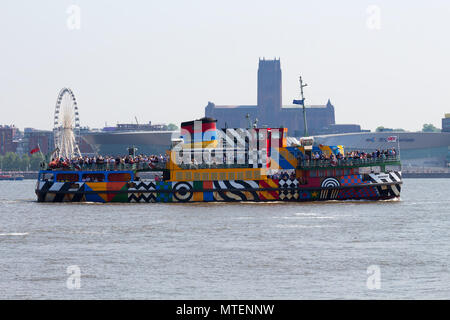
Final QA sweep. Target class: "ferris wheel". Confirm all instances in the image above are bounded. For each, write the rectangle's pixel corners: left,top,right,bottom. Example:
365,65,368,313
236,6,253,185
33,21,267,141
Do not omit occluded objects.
53,88,81,159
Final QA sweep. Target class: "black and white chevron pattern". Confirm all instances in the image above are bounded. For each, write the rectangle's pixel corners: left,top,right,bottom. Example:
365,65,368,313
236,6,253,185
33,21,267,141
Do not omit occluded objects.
369,171,402,184
128,182,156,191
128,192,157,203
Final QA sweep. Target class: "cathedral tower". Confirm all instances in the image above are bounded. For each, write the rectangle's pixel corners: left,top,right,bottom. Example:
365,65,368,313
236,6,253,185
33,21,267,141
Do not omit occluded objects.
257,58,282,127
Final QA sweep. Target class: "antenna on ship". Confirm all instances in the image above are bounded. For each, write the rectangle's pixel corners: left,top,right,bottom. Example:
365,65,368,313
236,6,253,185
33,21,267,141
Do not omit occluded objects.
245,113,252,129
293,76,308,137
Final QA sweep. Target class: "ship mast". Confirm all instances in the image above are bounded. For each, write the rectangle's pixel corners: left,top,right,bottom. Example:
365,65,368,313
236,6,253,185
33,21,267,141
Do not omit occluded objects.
293,76,308,137
299,76,308,137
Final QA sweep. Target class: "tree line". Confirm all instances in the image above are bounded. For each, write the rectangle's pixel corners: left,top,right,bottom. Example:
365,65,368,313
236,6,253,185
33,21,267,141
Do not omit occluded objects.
375,123,441,133
0,152,45,171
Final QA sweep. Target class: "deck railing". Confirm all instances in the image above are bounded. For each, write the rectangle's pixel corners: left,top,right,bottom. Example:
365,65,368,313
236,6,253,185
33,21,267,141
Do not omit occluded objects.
177,163,252,170
43,156,400,172
298,156,400,169
44,161,168,172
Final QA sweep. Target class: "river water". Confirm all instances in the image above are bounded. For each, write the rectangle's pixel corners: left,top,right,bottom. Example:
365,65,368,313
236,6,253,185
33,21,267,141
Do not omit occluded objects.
0,179,449,299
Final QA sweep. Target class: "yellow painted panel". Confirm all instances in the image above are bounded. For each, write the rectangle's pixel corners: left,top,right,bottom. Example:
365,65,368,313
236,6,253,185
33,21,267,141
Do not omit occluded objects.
169,168,268,181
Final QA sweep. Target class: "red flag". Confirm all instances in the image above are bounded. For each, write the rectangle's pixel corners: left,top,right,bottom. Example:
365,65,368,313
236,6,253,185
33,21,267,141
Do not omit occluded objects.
30,147,40,154
387,136,397,142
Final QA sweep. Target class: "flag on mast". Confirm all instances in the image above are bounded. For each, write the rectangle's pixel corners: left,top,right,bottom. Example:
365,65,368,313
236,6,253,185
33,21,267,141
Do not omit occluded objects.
30,147,40,154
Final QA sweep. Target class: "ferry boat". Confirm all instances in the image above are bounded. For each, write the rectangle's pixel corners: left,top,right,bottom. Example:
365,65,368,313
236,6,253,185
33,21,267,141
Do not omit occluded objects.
35,117,402,203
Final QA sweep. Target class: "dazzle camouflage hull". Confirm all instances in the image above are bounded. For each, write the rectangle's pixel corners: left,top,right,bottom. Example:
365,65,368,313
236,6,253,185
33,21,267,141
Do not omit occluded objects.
36,172,402,203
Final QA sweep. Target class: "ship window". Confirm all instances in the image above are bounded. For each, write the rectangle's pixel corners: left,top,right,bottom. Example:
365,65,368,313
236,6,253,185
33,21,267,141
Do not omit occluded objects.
318,170,326,177
385,165,401,172
253,171,261,179
335,169,343,176
371,166,381,173
309,170,317,178
176,172,183,180
41,173,54,182
359,167,372,174
108,173,131,182
185,172,192,180
327,169,334,176
81,173,105,182
245,171,252,179
202,173,209,181
343,169,350,175
219,172,227,180
237,172,244,180
56,173,79,182
211,172,218,181
194,172,200,181
228,172,235,180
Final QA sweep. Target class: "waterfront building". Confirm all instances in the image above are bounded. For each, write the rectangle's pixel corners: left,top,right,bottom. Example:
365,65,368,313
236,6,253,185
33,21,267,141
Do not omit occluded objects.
22,128,54,156
205,58,361,136
0,125,18,155
442,113,450,133
81,122,175,156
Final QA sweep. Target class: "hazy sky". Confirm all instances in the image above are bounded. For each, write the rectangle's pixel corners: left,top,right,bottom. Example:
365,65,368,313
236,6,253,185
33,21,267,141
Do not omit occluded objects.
1,0,449,132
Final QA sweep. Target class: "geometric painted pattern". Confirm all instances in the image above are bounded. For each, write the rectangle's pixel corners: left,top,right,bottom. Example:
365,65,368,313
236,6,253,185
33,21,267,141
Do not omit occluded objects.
279,178,299,201
321,177,340,188
340,175,370,187
35,174,401,203
213,180,260,202
258,179,279,201
337,186,379,199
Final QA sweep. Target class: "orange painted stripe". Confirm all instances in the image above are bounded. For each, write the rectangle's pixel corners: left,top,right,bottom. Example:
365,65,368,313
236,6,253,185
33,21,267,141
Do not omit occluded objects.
193,191,203,202
258,179,279,200
279,148,297,168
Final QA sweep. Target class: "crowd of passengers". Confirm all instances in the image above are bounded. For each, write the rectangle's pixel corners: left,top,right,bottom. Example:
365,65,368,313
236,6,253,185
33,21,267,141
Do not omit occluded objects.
266,148,398,180
303,148,397,163
268,171,296,180
47,154,168,170
45,148,397,171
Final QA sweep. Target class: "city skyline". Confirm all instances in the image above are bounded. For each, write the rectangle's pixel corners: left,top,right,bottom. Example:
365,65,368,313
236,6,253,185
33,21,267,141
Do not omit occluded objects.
1,1,449,132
